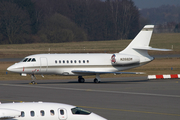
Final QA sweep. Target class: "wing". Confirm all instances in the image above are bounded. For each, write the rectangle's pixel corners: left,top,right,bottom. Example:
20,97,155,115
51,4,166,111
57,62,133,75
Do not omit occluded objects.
72,70,144,75
0,108,21,119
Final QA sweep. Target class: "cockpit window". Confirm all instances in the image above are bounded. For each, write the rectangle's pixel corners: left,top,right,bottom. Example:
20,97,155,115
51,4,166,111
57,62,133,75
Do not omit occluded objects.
32,58,36,62
22,58,36,62
71,107,91,115
23,58,28,62
27,58,32,62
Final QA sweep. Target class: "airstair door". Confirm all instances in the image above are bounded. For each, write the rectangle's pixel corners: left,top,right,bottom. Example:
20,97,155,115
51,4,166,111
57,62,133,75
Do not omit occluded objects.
40,57,48,73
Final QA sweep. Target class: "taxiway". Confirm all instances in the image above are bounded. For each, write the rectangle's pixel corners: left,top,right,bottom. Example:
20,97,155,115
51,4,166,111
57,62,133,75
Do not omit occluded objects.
0,77,180,120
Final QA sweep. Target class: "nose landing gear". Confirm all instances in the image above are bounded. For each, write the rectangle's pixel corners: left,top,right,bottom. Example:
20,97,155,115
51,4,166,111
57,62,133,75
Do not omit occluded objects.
30,74,37,85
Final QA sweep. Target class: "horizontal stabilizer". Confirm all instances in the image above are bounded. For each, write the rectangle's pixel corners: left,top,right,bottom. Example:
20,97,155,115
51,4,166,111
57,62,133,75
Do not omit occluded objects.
72,70,144,75
133,46,172,51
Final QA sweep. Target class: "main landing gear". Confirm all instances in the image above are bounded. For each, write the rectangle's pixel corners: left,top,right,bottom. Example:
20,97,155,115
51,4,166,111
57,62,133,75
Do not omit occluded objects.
94,74,101,83
78,74,101,83
94,78,100,83
78,76,85,83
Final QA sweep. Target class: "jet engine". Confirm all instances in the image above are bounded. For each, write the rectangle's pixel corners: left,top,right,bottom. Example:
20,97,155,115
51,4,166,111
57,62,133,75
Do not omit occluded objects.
111,54,140,65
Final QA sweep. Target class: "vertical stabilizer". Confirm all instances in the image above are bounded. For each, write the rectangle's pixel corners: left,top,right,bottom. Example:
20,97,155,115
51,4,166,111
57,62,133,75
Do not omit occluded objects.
120,25,154,62
120,25,154,54
120,25,171,63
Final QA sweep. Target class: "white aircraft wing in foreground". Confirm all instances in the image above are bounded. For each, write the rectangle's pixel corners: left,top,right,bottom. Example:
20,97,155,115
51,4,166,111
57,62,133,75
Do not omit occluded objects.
7,25,171,83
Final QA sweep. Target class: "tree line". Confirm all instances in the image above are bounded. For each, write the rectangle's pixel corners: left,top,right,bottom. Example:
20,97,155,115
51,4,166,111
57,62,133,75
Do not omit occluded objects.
140,5,180,33
0,0,140,44
140,5,180,25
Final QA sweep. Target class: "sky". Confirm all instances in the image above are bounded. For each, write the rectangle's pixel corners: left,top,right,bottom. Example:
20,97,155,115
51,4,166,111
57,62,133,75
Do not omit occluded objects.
132,0,180,9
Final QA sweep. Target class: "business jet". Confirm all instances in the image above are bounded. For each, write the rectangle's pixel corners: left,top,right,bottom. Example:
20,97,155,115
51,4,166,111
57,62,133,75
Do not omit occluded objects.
0,101,107,120
7,25,171,84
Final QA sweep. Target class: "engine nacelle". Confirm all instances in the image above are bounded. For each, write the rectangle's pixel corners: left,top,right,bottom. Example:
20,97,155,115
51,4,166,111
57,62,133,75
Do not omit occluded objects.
111,54,140,65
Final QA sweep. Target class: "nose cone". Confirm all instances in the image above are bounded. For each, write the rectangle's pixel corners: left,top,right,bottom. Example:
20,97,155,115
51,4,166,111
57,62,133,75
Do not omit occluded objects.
7,64,18,72
7,65,13,72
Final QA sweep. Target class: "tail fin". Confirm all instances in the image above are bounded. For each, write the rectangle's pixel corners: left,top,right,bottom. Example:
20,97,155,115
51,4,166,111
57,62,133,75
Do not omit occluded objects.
120,25,171,61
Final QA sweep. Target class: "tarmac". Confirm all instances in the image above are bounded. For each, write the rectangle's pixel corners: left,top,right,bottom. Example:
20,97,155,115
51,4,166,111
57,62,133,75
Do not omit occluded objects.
0,77,180,120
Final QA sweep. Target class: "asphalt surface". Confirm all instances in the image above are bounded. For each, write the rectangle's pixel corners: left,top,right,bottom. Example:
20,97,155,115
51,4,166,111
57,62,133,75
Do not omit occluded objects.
0,77,180,120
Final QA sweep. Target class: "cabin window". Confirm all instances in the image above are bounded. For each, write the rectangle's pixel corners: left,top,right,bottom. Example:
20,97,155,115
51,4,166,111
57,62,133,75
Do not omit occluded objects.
27,58,32,62
74,60,76,63
23,58,28,62
59,60,61,63
50,110,55,116
60,110,64,115
67,60,69,63
63,60,65,63
71,107,91,115
30,111,35,117
83,60,85,63
55,60,57,63
87,60,89,63
32,58,36,62
71,60,73,63
40,110,45,116
79,60,81,63
21,111,25,117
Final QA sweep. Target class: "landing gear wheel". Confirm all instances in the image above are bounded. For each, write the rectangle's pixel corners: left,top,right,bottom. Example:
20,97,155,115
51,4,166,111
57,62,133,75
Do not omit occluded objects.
30,81,37,85
30,74,37,85
78,78,85,83
94,78,100,83
78,76,85,83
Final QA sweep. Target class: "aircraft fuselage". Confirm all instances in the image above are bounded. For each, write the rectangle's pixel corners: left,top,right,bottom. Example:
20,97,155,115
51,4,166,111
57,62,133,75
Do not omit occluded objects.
7,53,151,76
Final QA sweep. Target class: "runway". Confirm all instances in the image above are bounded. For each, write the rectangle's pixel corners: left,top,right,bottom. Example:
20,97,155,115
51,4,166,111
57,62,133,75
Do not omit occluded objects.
0,77,180,120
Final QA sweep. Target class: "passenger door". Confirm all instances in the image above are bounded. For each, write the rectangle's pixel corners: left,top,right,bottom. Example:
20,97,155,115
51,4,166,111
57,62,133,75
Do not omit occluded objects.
40,57,48,73
58,108,67,120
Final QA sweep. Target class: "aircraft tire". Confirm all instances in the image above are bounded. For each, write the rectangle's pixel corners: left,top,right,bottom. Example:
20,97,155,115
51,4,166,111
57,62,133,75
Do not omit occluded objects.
94,78,99,83
30,81,36,85
78,78,85,83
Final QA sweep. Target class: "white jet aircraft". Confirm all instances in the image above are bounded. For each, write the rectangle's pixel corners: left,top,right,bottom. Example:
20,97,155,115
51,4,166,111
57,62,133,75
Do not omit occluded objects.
7,25,170,84
0,102,107,120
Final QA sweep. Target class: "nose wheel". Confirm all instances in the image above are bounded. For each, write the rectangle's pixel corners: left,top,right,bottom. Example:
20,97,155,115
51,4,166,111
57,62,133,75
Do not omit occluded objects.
30,81,37,85
30,74,37,85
